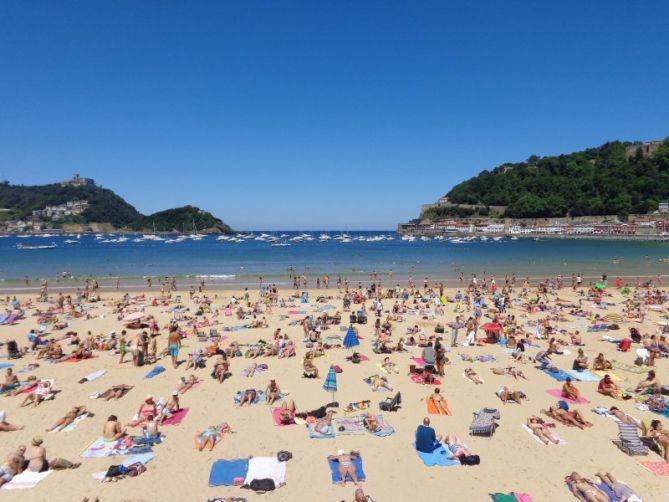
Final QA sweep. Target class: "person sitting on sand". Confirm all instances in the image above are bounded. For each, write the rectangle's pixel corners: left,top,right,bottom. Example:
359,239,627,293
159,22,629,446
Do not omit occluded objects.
0,368,19,392
176,375,199,394
646,419,669,463
595,471,641,502
381,357,399,374
196,421,231,451
45,406,88,432
353,487,375,502
635,370,661,394
303,354,319,378
244,363,258,378
429,388,451,415
143,415,160,441
157,391,181,423
562,377,581,401
498,386,526,405
128,395,158,426
415,417,442,453
20,380,53,408
266,380,281,405
0,451,22,487
363,412,381,433
328,449,361,487
0,411,24,432
314,410,335,435
464,367,483,384
597,374,620,399
212,356,230,383
278,400,296,425
27,436,80,472
103,415,126,441
371,375,392,392
592,353,612,371
526,416,559,445
573,348,589,370
237,389,257,407
608,407,640,428
544,404,592,429
565,472,609,502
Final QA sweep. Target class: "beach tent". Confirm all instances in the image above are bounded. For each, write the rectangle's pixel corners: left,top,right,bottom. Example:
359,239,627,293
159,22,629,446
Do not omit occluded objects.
343,326,360,349
322,365,337,401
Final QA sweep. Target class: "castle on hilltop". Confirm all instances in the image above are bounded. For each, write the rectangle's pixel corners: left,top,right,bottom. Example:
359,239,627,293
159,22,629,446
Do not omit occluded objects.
60,174,95,187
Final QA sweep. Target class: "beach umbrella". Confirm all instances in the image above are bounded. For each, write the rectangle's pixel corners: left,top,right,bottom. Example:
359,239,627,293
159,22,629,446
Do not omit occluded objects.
620,287,631,295
479,322,502,332
123,312,145,322
343,326,360,349
322,365,338,401
594,281,606,290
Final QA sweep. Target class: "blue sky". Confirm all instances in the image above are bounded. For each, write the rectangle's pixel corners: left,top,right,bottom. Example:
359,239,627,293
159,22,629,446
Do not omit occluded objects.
1,1,668,230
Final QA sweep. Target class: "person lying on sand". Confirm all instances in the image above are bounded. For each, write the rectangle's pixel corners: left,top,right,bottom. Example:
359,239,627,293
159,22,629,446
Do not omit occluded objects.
45,406,89,432
444,434,474,461
176,375,199,394
429,388,450,415
92,384,134,401
491,367,527,380
381,357,399,374
464,368,483,384
327,449,361,487
498,386,526,405
315,410,335,435
196,422,231,451
526,416,559,445
608,407,640,428
543,404,592,429
20,380,53,408
594,471,640,502
565,472,609,502
371,375,392,392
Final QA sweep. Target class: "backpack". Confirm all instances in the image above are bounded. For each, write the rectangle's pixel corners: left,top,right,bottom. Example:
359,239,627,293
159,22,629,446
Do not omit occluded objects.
248,478,276,492
277,450,292,462
351,353,361,364
462,454,480,465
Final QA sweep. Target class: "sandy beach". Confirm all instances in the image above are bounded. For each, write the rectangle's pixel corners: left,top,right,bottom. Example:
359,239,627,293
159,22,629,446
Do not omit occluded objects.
0,282,667,502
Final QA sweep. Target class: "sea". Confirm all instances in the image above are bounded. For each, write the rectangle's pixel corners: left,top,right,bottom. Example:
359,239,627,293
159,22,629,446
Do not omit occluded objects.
2,231,669,291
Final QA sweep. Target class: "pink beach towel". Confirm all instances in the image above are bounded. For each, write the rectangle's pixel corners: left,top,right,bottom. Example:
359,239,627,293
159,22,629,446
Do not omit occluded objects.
411,357,425,367
271,407,295,427
411,374,442,386
514,493,534,502
162,408,189,426
639,460,669,476
545,389,590,404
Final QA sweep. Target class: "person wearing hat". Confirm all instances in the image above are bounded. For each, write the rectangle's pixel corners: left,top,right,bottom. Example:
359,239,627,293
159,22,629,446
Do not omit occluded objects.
327,449,361,487
157,391,181,423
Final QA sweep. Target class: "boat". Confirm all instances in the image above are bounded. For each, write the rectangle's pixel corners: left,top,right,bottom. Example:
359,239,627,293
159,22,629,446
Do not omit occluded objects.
271,242,291,247
63,239,79,244
17,242,57,250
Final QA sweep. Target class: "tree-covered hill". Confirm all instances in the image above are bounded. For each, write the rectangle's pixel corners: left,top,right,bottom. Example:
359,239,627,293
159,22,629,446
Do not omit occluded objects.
0,181,232,233
442,138,669,218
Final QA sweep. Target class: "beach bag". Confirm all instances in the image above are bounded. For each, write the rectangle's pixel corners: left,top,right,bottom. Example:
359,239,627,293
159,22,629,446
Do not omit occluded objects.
334,365,343,374
557,400,570,411
126,462,147,477
351,353,361,364
248,478,276,492
105,464,126,478
277,450,292,462
462,454,480,465
620,338,631,352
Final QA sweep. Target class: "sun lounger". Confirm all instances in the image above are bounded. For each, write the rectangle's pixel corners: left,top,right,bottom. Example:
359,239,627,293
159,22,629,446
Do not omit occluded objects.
613,421,648,456
469,408,499,437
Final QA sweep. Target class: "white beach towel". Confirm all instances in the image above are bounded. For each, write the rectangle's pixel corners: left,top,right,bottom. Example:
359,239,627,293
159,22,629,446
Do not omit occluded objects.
50,412,89,432
2,470,52,490
243,456,286,487
82,369,107,382
521,424,566,445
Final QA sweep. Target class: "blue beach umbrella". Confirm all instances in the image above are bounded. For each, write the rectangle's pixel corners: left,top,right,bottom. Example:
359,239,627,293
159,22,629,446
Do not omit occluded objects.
343,326,360,349
322,365,338,401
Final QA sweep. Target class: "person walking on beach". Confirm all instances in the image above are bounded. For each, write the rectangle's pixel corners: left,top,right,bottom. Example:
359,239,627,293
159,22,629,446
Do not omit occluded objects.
168,327,181,369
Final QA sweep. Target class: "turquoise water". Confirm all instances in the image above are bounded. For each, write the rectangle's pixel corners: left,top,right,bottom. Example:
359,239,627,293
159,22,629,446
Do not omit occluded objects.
2,232,669,288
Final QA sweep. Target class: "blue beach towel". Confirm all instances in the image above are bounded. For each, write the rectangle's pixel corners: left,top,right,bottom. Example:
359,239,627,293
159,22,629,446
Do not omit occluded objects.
208,459,249,487
308,423,335,439
0,363,14,370
329,456,366,483
566,369,600,382
416,444,460,467
144,365,165,379
653,405,669,419
543,368,571,382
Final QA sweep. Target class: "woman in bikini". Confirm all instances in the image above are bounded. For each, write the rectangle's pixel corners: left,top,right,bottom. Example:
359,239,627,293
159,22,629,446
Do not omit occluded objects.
45,406,88,432
429,387,450,415
526,416,559,445
327,449,361,487
647,419,669,462
464,368,483,384
566,472,609,502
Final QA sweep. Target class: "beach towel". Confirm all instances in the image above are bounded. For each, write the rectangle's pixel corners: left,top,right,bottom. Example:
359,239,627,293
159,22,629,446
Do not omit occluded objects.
543,368,571,382
161,408,189,426
639,460,669,476
328,456,366,484
50,412,89,432
652,405,669,419
566,369,600,382
307,422,335,439
521,424,566,445
208,459,249,486
462,372,484,384
512,494,534,502
1,470,52,490
426,397,451,415
546,389,591,404
287,310,306,315
91,453,157,480
233,390,267,405
491,494,518,502
222,325,249,332
241,364,267,377
592,370,625,382
144,365,165,379
244,456,286,487
80,369,107,383
416,444,460,467
567,481,626,501
411,374,441,385
612,361,646,374
333,416,366,435
411,356,425,367
271,407,295,427
0,363,14,370
372,414,395,437
363,375,391,391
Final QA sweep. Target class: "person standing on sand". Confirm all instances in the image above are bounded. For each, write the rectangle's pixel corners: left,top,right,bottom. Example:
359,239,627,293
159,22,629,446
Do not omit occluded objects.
168,327,181,369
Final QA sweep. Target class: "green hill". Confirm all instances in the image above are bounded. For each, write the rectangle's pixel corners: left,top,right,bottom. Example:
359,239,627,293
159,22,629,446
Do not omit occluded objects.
0,181,233,233
430,138,669,219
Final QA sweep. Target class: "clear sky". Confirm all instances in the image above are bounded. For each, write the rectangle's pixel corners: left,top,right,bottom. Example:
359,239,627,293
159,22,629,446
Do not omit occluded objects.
1,1,668,230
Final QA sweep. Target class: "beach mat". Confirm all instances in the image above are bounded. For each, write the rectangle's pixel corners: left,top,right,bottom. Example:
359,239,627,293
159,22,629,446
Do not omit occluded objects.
592,370,625,382
543,368,571,382
373,414,395,437
426,398,451,415
0,363,14,370
1,470,52,490
546,389,591,404
271,407,295,426
639,460,669,476
80,369,107,382
328,456,366,484
307,422,335,439
244,456,286,487
81,437,153,458
162,408,189,426
566,369,599,382
521,424,566,445
144,365,165,379
208,459,249,486
411,374,441,385
333,416,366,435
92,453,156,480
416,444,460,467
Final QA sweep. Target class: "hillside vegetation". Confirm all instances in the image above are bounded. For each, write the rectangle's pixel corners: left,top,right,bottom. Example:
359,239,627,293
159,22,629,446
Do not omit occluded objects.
435,138,669,219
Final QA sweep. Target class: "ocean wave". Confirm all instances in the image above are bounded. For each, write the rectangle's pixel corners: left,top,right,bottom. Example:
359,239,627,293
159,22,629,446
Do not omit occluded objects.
194,274,236,279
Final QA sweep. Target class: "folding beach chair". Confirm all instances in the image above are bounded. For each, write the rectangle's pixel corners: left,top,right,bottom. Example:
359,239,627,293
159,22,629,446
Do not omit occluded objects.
614,421,648,456
469,408,500,437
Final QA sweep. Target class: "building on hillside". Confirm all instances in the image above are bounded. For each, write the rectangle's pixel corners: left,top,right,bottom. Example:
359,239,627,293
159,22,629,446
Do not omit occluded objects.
61,174,95,187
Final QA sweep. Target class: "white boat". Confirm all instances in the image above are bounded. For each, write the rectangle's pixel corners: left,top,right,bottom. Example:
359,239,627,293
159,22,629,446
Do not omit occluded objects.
17,242,57,250
63,239,78,244
271,242,291,247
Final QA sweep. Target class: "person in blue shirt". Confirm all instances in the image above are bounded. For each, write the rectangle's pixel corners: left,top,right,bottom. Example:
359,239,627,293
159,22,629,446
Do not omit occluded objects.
415,417,441,453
